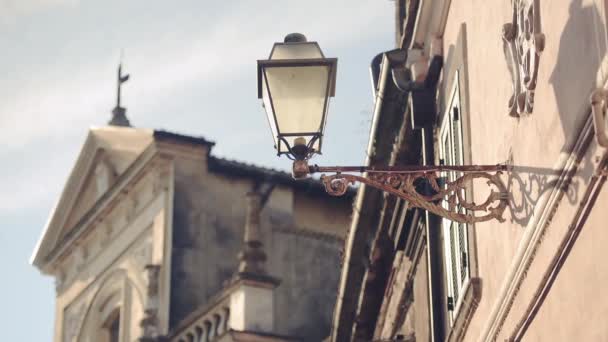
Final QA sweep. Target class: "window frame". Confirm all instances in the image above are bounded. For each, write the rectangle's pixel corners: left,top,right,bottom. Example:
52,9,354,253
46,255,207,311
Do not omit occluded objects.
429,24,481,342
438,71,471,325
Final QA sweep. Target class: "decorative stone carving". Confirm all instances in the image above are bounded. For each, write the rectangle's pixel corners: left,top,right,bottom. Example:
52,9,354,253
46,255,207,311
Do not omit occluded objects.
63,303,87,342
502,0,545,117
237,192,268,275
73,243,89,272
125,194,139,222
150,162,171,196
151,167,164,195
140,264,161,339
99,221,115,247
133,241,153,273
591,89,608,147
137,183,150,211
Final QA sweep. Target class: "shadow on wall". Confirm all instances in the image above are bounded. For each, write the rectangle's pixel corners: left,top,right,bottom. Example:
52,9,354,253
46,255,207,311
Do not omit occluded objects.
506,165,580,226
550,0,607,142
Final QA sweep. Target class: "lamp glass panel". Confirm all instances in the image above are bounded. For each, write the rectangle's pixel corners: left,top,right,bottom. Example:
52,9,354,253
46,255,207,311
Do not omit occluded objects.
261,72,279,148
265,65,330,149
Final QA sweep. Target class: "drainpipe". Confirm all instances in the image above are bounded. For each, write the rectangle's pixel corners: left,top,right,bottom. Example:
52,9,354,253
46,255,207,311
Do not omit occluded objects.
331,51,391,342
331,48,409,342
370,53,384,98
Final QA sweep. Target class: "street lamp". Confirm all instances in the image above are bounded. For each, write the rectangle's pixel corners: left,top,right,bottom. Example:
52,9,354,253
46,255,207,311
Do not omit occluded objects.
257,33,337,160
257,34,509,224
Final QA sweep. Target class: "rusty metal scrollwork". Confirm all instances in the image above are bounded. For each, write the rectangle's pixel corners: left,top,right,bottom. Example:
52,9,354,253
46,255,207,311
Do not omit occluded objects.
321,171,509,224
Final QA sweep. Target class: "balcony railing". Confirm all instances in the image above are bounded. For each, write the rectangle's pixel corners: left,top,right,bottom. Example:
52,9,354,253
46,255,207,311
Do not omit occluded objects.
171,294,230,342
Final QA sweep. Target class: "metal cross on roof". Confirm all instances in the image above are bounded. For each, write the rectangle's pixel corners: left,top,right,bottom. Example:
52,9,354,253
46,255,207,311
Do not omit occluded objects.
116,62,130,108
108,55,132,127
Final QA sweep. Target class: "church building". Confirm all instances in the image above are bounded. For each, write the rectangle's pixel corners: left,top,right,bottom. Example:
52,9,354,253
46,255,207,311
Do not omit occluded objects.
30,73,353,342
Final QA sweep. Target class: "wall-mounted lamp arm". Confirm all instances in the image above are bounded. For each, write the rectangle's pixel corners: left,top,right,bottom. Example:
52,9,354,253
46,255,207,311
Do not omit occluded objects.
293,160,510,224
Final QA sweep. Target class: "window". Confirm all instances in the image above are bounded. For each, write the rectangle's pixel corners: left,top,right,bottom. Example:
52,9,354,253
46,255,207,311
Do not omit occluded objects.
103,310,120,342
439,71,470,324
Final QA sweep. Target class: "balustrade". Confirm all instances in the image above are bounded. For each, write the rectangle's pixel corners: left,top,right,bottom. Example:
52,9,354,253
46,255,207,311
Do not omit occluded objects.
173,303,230,342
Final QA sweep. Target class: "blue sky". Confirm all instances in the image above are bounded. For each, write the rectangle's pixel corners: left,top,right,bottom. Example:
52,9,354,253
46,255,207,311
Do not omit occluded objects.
0,0,393,340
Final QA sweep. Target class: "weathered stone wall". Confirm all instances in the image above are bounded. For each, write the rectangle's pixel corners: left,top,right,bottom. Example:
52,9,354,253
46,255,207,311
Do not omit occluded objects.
169,152,351,340
269,228,343,341
293,191,352,238
169,155,248,328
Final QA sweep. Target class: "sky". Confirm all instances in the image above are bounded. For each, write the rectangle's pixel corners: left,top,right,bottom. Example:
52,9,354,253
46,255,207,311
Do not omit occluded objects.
0,0,394,340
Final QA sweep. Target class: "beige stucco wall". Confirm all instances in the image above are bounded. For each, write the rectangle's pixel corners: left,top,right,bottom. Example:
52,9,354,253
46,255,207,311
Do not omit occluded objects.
435,0,608,340
522,185,608,341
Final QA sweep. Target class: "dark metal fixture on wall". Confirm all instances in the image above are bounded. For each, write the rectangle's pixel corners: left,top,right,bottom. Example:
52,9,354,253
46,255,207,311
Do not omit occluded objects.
257,33,509,224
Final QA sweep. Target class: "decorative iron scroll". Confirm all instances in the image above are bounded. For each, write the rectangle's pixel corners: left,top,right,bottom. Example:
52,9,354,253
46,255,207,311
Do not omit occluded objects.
502,0,545,117
321,171,509,224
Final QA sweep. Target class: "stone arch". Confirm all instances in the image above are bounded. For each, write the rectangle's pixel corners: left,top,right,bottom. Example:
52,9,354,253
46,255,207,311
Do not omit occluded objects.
75,268,145,342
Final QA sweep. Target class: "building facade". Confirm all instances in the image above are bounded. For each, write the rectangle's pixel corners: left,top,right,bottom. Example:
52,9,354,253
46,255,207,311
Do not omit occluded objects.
331,0,608,341
31,122,353,341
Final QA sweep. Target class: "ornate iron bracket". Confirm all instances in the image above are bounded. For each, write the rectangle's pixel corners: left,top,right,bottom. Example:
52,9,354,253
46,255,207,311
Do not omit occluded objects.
294,161,510,224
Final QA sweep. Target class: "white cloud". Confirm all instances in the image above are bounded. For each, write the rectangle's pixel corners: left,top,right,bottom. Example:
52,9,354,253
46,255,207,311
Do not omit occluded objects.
0,0,393,212
0,0,78,23
0,5,393,340
0,144,78,212
0,0,391,150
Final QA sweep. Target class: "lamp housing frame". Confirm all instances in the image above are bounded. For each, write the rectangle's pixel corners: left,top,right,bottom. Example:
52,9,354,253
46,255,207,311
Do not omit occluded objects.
257,41,337,160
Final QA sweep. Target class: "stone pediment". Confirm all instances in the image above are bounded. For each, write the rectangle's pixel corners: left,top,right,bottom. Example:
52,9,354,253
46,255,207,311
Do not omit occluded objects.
31,126,154,271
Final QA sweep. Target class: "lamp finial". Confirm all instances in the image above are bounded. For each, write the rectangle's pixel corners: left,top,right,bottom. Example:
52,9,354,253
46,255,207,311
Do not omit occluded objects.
284,33,307,43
